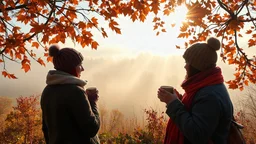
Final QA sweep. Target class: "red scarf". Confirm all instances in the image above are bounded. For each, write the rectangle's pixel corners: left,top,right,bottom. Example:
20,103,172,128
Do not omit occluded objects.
164,67,224,144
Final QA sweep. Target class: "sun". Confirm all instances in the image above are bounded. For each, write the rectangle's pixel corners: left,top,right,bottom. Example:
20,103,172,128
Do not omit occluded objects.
146,4,188,57
171,4,188,25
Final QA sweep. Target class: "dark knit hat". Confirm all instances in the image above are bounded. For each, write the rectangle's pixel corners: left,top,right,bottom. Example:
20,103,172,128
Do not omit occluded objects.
49,45,84,72
183,37,221,71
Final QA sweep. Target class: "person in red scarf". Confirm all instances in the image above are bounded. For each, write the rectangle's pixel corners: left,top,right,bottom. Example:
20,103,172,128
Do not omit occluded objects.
158,37,233,144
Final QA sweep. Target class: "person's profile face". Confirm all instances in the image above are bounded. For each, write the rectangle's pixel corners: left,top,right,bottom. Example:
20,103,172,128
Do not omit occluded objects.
184,63,189,79
75,63,84,78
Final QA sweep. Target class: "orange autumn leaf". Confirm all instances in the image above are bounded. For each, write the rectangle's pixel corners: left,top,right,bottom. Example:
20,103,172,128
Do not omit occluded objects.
37,58,45,66
2,71,17,79
91,41,99,49
91,17,98,25
47,56,53,62
248,39,256,47
246,30,253,34
22,63,30,73
32,42,40,49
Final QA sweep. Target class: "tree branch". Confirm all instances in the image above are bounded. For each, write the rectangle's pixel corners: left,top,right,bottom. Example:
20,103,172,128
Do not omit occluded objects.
0,4,27,12
3,54,20,63
236,0,248,15
245,5,256,28
1,54,5,70
216,0,234,17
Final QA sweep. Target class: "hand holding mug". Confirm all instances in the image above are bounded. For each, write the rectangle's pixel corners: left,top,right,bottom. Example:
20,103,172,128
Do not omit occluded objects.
158,86,178,105
86,87,99,102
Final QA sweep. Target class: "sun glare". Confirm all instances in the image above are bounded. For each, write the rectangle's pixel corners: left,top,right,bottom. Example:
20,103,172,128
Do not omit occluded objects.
171,4,188,25
147,4,188,57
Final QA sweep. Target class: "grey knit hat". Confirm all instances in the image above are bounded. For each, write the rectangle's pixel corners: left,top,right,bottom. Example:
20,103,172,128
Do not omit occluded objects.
183,37,221,71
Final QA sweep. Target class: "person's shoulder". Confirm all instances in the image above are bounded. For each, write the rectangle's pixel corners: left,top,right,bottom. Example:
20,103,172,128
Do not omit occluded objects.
65,84,85,93
198,84,226,94
196,84,229,101
45,84,85,94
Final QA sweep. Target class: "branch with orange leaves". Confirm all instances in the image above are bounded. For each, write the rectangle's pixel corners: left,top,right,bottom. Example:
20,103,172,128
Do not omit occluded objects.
0,4,27,12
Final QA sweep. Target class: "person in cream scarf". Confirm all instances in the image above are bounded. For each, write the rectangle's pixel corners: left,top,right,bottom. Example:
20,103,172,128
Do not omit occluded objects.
41,45,100,144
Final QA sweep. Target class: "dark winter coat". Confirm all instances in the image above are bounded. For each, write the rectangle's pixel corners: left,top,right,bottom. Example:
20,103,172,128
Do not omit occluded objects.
166,84,233,144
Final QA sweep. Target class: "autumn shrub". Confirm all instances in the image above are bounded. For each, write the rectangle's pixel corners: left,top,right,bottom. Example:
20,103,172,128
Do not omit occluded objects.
99,108,167,144
0,96,13,132
0,96,44,144
133,109,166,144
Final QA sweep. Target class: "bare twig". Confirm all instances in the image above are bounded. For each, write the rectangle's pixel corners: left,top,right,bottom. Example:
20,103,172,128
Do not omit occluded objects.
1,55,5,70
3,54,20,63
236,0,249,15
216,0,234,16
245,5,256,28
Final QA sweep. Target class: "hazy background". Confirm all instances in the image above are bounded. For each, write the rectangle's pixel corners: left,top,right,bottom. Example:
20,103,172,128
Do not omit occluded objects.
0,53,248,118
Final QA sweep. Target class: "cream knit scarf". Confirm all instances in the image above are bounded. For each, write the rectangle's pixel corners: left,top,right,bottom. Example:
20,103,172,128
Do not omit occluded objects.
46,70,87,87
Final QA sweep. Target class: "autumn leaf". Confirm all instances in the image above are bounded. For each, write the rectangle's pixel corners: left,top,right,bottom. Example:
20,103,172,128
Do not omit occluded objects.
246,30,252,34
131,12,138,22
114,27,121,34
47,56,53,62
91,41,99,49
163,9,171,16
244,80,249,86
2,71,17,79
22,63,30,73
37,58,45,66
91,17,98,25
15,53,22,60
227,81,238,89
32,42,40,49
101,28,108,38
248,39,256,47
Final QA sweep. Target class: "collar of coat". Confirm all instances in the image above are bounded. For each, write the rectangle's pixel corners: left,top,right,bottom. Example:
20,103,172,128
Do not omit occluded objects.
46,70,87,87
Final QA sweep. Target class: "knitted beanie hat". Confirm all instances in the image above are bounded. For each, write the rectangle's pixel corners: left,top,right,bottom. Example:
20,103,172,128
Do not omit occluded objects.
49,45,84,74
183,37,221,71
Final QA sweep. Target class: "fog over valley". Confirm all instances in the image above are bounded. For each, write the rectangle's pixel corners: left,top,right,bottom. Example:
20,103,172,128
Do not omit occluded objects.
0,53,245,118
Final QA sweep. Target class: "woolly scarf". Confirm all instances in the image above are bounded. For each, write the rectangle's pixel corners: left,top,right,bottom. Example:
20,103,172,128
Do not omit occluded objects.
164,67,224,144
46,70,87,87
